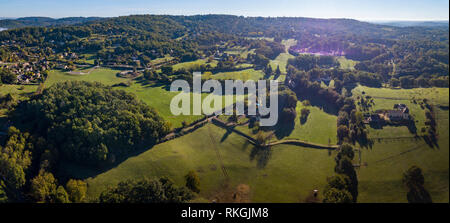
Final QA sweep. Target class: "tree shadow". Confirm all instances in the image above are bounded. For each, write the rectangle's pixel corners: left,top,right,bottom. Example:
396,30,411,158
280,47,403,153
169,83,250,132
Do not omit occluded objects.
300,116,308,125
343,83,358,96
295,94,339,116
56,142,159,181
263,73,272,79
422,135,440,149
249,146,272,169
406,120,417,135
220,126,235,143
273,72,281,80
272,120,295,140
356,137,374,150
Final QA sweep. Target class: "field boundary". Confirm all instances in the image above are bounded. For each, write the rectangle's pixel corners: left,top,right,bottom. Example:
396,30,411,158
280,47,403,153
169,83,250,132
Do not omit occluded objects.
210,116,339,150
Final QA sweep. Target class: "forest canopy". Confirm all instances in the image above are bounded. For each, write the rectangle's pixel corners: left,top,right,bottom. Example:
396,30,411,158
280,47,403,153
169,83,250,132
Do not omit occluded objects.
12,81,170,165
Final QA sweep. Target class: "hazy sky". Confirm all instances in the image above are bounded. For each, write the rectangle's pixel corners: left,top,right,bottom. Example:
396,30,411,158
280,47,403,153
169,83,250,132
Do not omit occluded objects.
0,0,448,21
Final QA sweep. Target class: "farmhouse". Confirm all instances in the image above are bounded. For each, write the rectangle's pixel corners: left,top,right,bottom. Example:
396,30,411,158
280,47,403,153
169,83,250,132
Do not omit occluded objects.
387,110,409,121
364,104,411,124
386,104,410,121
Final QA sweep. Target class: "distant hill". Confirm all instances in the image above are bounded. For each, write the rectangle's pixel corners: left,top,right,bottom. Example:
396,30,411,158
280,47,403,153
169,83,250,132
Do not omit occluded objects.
0,16,104,29
370,20,449,27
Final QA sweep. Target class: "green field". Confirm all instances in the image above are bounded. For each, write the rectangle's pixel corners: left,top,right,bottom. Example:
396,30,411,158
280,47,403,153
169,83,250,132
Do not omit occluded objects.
284,102,338,144
352,85,449,107
357,107,449,203
269,53,294,82
115,82,240,128
172,59,218,71
235,101,338,145
0,84,39,116
46,68,125,86
281,39,298,52
79,54,96,65
337,56,358,70
211,68,264,81
85,123,335,203
268,39,297,82
350,86,449,202
224,47,255,59
0,84,38,97
151,55,175,65
352,85,449,135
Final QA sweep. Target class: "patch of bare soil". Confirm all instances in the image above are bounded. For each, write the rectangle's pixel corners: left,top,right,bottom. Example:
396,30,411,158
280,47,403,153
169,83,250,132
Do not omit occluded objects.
210,183,251,203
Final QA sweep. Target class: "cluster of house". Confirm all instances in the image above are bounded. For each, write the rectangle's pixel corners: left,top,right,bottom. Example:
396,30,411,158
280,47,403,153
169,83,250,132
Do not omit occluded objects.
0,39,17,46
365,104,410,124
59,52,78,60
213,50,233,61
1,61,50,84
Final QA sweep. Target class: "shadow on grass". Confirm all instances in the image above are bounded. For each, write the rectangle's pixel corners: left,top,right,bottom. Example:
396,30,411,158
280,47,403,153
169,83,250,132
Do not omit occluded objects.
220,126,236,143
56,142,159,182
272,120,295,140
295,93,339,116
249,146,272,169
300,116,308,125
423,135,440,149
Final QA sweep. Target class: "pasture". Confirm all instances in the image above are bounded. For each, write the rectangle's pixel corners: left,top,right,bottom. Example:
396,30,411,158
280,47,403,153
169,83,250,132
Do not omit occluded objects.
352,85,449,136
337,56,358,70
284,101,338,144
85,123,336,203
351,86,449,202
46,68,124,86
224,47,255,59
269,53,294,82
268,39,297,82
115,81,240,128
172,59,218,71
234,101,338,145
0,84,38,97
357,108,449,202
211,68,264,81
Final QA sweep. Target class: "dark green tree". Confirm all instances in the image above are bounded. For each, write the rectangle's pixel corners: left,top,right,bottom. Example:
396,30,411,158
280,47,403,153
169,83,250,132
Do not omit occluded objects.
185,170,201,193
99,177,194,203
402,166,432,203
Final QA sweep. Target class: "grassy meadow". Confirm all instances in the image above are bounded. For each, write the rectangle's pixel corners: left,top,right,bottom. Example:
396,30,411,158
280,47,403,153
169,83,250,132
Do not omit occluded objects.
211,68,264,81
352,85,449,137
235,101,338,145
337,56,358,70
85,123,336,203
46,68,125,86
350,85,449,202
172,59,218,71
284,101,338,144
0,84,38,97
357,107,449,203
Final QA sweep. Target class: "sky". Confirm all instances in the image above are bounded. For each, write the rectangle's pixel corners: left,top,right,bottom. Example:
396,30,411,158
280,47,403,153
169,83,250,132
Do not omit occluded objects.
0,0,448,21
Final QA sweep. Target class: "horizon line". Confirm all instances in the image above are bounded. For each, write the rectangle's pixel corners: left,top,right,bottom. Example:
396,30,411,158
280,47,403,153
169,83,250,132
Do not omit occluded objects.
0,14,448,22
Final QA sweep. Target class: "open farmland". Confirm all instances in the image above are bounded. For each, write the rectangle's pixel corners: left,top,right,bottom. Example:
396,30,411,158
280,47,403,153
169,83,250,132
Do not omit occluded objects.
350,86,449,202
85,123,336,203
357,107,449,202
46,68,125,86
